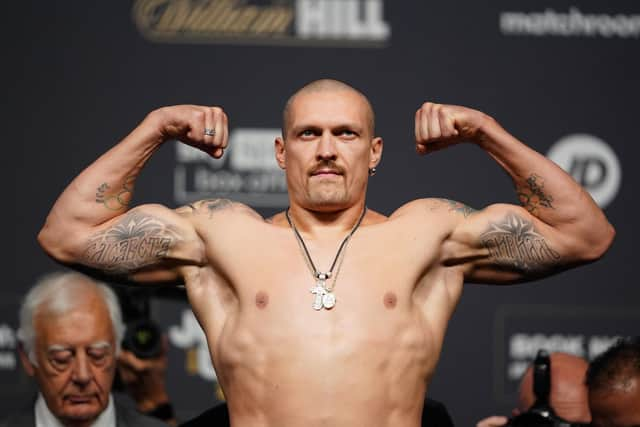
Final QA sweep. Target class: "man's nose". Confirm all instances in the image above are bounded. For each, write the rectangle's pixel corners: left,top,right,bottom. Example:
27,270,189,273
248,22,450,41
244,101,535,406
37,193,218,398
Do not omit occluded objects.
71,354,93,385
316,131,337,161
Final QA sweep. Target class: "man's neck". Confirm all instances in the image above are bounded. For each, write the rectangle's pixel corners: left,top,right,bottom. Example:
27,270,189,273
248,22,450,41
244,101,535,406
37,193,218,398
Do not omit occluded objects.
286,203,368,239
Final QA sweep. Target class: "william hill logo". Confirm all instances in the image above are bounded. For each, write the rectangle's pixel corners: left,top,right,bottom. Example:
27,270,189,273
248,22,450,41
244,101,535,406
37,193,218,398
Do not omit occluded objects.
133,0,391,47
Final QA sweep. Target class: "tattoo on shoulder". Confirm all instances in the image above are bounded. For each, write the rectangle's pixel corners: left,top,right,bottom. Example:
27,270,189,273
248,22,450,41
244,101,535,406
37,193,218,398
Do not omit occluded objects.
95,176,135,211
192,198,234,218
83,211,181,274
433,198,476,218
480,213,560,273
518,173,554,213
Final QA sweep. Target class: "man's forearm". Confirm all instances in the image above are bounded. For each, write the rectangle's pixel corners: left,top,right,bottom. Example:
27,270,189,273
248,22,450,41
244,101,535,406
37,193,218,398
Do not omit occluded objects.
477,116,614,255
38,113,165,259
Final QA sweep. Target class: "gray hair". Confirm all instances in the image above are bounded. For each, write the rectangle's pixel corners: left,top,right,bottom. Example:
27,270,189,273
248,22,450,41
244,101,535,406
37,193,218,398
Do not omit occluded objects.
17,271,125,365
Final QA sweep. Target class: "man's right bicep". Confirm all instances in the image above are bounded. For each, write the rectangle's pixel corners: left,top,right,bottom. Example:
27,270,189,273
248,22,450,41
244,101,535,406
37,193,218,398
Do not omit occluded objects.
78,204,204,278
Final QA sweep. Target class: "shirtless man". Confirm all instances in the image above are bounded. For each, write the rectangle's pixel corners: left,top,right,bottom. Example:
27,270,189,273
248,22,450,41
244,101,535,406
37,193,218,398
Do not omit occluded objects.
38,79,615,426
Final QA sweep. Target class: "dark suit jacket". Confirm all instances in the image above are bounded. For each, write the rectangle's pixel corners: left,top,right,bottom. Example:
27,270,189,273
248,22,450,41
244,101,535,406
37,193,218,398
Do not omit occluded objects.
180,397,455,427
0,396,167,427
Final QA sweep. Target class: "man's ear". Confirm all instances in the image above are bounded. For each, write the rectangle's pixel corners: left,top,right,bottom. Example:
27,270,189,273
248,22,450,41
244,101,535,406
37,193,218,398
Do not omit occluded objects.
275,137,286,170
18,343,36,377
369,137,383,169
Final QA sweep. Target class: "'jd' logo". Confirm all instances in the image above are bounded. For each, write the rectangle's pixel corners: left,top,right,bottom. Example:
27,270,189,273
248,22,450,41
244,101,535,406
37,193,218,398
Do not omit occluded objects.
547,134,621,209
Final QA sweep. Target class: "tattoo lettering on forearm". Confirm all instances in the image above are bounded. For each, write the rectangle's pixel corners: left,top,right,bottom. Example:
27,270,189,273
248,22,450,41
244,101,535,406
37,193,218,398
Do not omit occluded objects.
83,211,180,273
95,176,135,211
437,199,476,218
480,213,560,273
517,174,554,213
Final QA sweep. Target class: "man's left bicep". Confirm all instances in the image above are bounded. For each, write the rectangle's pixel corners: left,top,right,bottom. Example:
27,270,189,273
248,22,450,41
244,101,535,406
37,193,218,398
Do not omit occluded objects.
451,204,567,283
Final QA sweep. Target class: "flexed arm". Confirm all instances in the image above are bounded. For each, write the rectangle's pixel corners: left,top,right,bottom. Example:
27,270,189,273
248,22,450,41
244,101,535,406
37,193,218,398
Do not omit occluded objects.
414,102,615,283
38,105,229,281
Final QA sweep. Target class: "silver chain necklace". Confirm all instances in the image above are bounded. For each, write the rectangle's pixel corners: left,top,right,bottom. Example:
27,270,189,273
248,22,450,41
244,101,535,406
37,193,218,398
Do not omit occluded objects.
285,207,367,311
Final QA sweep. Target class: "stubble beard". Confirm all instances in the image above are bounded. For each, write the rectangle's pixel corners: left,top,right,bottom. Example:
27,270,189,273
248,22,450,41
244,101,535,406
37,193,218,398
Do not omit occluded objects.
306,181,349,210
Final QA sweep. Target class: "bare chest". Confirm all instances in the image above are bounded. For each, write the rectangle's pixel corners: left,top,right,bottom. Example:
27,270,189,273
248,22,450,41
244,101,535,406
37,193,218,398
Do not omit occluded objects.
201,234,435,355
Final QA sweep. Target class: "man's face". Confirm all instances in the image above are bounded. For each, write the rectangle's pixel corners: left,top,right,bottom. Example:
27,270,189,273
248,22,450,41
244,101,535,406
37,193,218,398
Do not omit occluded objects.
22,294,116,425
276,89,381,211
590,378,640,427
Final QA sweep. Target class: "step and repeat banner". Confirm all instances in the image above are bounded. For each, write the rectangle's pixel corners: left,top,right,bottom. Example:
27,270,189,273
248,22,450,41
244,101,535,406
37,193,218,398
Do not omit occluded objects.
6,1,639,425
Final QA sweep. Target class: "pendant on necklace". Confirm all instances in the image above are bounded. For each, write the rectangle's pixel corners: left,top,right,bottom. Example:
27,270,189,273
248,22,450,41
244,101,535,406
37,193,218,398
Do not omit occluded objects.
310,283,326,311
310,273,335,310
321,292,336,309
287,207,365,313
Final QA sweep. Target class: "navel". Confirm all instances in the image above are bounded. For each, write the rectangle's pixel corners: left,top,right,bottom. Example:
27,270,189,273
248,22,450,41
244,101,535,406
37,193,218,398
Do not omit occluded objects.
255,291,269,309
383,292,397,309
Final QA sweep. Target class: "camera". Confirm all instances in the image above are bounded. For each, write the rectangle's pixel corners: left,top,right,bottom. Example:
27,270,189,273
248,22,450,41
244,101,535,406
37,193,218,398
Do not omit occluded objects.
122,317,162,359
118,288,162,359
506,350,590,427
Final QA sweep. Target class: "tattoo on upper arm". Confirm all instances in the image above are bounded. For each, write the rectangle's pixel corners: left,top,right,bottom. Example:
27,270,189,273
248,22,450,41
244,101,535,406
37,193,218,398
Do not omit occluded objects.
436,199,476,218
95,177,135,211
83,211,181,274
517,174,554,213
480,213,560,273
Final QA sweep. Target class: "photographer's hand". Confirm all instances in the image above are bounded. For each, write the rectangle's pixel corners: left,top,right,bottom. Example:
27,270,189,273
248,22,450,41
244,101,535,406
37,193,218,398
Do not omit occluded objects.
118,335,177,426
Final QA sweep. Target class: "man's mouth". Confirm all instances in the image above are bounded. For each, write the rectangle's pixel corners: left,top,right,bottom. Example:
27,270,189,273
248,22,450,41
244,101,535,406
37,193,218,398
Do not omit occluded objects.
310,167,342,177
66,395,95,404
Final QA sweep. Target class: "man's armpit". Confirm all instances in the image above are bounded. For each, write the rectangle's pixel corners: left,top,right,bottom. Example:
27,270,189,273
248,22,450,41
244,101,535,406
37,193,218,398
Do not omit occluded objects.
82,211,183,274
479,213,561,274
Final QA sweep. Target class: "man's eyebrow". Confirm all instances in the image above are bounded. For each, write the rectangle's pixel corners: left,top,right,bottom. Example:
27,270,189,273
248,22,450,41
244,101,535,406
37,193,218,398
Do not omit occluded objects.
88,341,112,350
291,122,364,132
291,123,320,131
333,124,363,132
46,341,112,353
47,344,71,353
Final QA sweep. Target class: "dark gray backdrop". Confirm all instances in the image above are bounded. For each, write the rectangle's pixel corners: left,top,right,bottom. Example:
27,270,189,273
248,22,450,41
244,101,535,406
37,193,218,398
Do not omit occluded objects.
5,1,638,425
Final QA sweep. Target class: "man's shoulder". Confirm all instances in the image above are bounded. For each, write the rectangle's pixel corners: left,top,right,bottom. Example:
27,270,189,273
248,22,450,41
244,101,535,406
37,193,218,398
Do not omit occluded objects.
389,198,472,222
179,402,229,427
178,198,267,224
0,407,34,427
115,400,168,427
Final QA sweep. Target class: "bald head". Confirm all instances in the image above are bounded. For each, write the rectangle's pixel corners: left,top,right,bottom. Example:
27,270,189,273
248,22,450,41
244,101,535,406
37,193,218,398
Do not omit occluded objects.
518,352,590,423
282,79,375,138
587,337,640,427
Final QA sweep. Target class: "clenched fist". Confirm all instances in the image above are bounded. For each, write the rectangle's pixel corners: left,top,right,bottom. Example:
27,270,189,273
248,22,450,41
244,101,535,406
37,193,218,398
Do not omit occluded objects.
148,104,229,159
414,102,490,155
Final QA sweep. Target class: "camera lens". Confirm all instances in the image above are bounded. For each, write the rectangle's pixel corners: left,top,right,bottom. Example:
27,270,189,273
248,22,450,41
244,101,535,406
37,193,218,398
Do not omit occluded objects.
122,318,162,359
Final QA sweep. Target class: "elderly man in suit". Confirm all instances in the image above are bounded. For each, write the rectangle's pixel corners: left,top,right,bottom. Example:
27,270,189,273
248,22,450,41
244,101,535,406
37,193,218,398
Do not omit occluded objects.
0,271,166,427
